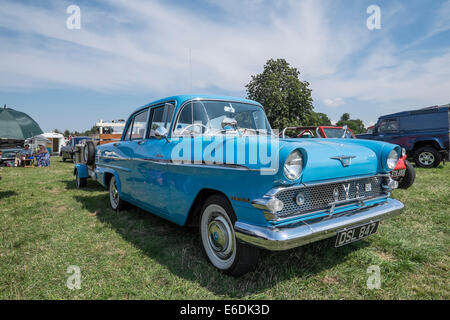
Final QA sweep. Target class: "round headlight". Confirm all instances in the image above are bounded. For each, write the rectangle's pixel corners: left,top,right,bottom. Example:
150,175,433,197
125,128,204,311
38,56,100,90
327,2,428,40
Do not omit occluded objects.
284,150,303,180
387,149,399,170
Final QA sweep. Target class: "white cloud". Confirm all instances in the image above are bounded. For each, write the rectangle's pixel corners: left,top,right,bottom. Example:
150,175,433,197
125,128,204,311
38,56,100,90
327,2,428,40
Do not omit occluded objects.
323,98,345,107
0,0,367,93
0,0,448,116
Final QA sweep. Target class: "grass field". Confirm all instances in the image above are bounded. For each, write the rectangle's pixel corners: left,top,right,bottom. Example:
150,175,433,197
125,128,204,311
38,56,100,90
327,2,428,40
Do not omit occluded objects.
0,158,449,299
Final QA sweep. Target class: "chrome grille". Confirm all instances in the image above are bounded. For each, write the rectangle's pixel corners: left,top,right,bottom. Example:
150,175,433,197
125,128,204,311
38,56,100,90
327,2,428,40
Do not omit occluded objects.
275,176,384,218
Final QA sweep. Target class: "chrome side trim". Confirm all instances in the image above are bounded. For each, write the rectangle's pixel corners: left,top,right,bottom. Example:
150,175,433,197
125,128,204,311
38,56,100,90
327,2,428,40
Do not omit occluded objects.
235,198,404,251
98,163,132,172
98,155,272,172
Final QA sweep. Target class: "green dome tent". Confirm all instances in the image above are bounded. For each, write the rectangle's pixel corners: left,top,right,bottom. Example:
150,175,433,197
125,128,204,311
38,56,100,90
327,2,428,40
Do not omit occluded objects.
0,105,43,140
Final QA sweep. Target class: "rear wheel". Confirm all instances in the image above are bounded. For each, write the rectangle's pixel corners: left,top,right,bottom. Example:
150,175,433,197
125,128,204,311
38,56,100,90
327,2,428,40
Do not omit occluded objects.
75,173,87,188
199,195,259,277
414,146,441,168
398,160,416,189
109,176,126,211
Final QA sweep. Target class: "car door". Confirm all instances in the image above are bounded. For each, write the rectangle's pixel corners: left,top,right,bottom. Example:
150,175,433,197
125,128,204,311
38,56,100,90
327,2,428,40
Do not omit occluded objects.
128,103,175,214
112,108,150,200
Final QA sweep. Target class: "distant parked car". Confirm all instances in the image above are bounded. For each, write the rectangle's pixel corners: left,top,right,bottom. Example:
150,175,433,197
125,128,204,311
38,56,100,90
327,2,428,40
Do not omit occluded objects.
357,105,450,168
60,136,90,162
0,148,21,167
74,95,404,276
282,126,415,189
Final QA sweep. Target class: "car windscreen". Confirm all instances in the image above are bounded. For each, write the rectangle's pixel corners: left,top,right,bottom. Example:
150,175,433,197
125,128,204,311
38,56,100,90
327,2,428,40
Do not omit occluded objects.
323,128,354,139
174,101,271,135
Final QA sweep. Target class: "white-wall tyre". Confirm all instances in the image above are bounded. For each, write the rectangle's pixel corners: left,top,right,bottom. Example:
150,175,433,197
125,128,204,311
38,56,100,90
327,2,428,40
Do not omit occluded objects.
199,195,259,277
109,176,126,211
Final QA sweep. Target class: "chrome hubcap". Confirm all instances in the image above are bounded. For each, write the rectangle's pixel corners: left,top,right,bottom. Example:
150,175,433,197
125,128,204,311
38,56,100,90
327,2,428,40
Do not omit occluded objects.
110,180,119,206
200,204,236,269
419,152,434,165
208,216,233,259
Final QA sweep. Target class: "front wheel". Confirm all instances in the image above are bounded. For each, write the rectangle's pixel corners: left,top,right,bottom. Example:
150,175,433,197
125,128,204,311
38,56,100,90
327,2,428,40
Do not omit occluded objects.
199,195,259,277
398,160,416,189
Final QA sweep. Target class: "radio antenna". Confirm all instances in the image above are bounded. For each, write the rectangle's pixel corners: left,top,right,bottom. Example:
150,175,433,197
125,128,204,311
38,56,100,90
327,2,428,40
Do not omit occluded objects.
189,48,192,93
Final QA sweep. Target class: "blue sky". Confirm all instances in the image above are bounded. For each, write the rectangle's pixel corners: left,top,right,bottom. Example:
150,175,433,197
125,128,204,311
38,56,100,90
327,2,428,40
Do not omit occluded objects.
0,0,449,132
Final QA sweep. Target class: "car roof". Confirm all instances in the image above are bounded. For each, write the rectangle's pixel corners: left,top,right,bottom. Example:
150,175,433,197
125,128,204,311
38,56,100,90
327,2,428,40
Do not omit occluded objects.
379,104,449,119
1,148,21,152
131,95,262,115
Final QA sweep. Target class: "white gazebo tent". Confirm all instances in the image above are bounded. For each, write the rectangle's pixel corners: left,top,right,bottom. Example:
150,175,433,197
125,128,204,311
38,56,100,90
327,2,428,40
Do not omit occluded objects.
26,132,66,155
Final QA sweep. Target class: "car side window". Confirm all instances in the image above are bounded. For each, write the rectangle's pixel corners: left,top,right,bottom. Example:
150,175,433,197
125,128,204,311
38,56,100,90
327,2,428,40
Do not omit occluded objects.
378,119,398,133
148,107,165,137
130,109,149,140
174,102,208,135
174,104,193,134
147,104,174,138
123,119,133,141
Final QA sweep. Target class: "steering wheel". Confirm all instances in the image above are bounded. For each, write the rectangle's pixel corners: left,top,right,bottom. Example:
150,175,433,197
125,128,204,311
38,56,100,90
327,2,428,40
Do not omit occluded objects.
240,128,258,135
179,123,209,135
297,130,314,138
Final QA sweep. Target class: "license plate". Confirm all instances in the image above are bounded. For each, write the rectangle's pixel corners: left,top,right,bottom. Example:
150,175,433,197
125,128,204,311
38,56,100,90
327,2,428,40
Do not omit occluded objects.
392,169,406,177
335,221,379,247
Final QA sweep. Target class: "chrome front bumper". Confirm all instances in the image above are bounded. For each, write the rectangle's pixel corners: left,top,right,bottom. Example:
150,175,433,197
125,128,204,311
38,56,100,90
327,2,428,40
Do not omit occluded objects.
235,198,404,251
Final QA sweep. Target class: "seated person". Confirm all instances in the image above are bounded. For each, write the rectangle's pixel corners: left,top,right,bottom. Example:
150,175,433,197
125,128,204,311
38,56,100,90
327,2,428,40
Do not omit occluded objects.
15,144,33,166
21,144,33,157
35,145,50,167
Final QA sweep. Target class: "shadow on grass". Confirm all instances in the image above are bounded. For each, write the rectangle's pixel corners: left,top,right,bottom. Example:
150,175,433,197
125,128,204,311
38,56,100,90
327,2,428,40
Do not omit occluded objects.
61,178,105,192
73,193,368,298
0,190,18,199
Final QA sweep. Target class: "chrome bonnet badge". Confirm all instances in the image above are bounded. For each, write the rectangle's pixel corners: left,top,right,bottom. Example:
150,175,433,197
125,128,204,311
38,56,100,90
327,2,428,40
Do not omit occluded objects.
331,155,356,167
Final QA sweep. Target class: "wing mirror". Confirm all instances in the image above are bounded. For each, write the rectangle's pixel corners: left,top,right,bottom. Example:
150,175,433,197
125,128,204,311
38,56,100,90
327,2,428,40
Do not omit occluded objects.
154,126,169,142
341,125,348,138
221,117,238,130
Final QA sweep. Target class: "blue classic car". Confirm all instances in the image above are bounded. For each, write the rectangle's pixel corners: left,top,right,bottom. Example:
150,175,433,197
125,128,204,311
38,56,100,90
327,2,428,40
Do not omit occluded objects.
75,95,404,276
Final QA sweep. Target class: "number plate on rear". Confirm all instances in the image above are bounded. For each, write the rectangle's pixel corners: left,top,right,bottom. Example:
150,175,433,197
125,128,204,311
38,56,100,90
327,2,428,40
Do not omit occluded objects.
335,221,379,247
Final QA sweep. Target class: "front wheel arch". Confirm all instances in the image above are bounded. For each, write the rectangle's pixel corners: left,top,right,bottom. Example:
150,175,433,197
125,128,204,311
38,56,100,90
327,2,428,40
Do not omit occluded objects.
185,188,232,227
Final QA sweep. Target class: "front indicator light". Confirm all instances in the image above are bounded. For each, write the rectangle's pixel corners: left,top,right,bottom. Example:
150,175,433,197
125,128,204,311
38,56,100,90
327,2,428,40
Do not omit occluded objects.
266,198,284,213
383,177,399,191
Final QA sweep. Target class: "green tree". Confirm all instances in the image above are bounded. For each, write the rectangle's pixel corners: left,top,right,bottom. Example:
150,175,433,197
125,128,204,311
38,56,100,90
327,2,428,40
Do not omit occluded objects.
246,58,314,130
306,112,332,126
63,130,71,137
340,113,350,122
336,113,365,134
